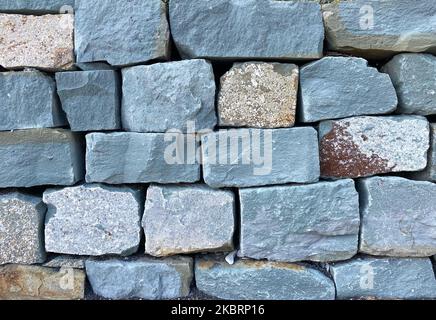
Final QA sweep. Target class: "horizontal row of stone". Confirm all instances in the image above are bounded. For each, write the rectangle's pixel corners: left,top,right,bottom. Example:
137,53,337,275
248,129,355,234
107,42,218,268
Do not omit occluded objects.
3,177,436,266
3,53,436,132
2,255,436,300
1,1,436,70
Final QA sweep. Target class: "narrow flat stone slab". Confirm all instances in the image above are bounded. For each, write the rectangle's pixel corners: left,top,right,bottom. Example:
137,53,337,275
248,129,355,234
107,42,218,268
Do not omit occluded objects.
322,0,436,58
239,180,360,263
122,60,216,133
330,257,436,300
86,132,200,184
0,13,74,71
143,185,235,257
56,70,121,131
201,127,320,188
43,255,86,270
86,256,193,300
0,129,84,188
0,71,66,131
75,0,169,66
300,57,397,122
44,184,143,256
359,176,436,257
218,62,298,128
319,116,430,179
170,0,324,60
0,192,46,265
195,257,335,300
382,53,436,115
0,265,85,300
0,1,74,13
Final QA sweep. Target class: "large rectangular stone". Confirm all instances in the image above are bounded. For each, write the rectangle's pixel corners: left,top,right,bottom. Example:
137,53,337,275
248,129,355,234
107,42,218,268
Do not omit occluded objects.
170,0,324,60
0,13,74,71
358,176,436,257
0,1,74,13
239,180,359,263
201,128,320,188
86,132,200,184
0,129,84,188
0,71,66,131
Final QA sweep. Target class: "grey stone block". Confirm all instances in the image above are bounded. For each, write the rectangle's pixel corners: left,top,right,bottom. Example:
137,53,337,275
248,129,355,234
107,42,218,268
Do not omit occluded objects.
201,127,320,188
43,255,86,269
0,129,84,188
0,0,75,13
0,71,66,131
0,191,46,265
56,70,121,132
359,176,436,257
143,185,235,257
239,180,360,263
75,0,169,66
44,184,143,256
330,257,436,300
409,124,436,182
300,57,397,122
86,132,200,184
122,60,216,133
382,53,436,115
86,256,193,300
195,257,335,300
170,0,324,60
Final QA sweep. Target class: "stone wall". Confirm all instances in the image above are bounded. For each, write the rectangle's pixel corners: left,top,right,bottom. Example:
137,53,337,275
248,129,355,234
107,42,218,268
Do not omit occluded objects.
1,0,436,300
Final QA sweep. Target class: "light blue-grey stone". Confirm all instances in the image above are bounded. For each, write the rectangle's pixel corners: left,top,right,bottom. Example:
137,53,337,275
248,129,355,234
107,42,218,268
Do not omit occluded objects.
330,257,436,300
358,176,436,257
0,71,66,131
0,129,84,188
0,0,74,13
201,127,320,188
322,0,436,58
170,0,324,60
86,132,200,184
56,70,120,132
86,256,193,300
409,124,436,182
122,60,216,133
75,0,169,66
75,62,114,71
382,54,436,115
195,257,335,300
300,57,397,122
239,180,359,263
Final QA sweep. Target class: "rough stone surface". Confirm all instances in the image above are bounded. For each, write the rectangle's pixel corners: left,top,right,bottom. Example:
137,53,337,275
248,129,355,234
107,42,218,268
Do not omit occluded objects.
322,0,436,58
0,192,46,265
86,256,193,300
44,184,143,256
75,0,169,66
170,0,324,60
0,265,85,300
0,129,84,188
195,257,335,300
201,127,320,188
330,257,436,300
300,57,397,122
122,60,216,133
143,185,235,257
319,116,430,179
0,70,66,131
382,53,436,115
0,13,74,71
43,255,86,270
359,176,436,257
218,62,298,128
0,1,75,13
56,70,121,131
239,180,360,263
410,124,436,182
86,132,200,184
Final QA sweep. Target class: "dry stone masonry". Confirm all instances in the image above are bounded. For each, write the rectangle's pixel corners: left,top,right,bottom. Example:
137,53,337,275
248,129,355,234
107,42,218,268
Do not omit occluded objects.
1,0,436,301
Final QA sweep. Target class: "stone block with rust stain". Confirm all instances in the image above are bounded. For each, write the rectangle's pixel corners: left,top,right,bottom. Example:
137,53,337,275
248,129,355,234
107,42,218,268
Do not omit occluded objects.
218,62,298,128
0,14,75,71
0,265,85,300
319,116,430,179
